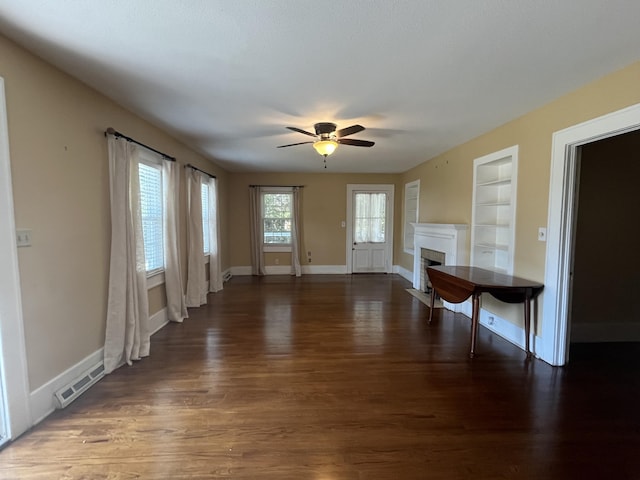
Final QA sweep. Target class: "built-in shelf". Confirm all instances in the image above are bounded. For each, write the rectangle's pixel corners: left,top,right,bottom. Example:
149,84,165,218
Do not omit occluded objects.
471,146,518,274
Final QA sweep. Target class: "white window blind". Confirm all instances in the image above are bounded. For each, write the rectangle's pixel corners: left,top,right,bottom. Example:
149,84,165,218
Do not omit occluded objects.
354,192,386,243
262,192,292,245
138,162,164,273
201,181,210,254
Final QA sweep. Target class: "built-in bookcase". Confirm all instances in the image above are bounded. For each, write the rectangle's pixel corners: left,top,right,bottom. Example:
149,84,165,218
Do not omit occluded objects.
470,145,518,274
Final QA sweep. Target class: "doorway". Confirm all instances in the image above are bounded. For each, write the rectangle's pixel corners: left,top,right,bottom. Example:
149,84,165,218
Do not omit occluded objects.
542,102,640,366
346,184,394,274
570,130,640,345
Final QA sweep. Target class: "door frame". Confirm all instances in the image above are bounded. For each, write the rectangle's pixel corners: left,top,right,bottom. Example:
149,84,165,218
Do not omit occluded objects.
0,77,32,442
346,184,394,274
542,102,640,366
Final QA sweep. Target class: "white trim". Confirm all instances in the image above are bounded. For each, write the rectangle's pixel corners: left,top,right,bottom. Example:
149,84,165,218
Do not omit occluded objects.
346,184,395,274
543,102,640,366
147,271,165,289
230,266,253,276
0,77,32,441
29,307,169,427
403,179,420,255
264,265,294,275
263,245,292,253
29,348,104,426
301,265,348,275
394,264,413,283
149,307,168,335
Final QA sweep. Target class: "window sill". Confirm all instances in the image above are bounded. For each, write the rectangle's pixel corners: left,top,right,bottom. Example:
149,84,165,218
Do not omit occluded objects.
147,270,165,289
264,245,292,253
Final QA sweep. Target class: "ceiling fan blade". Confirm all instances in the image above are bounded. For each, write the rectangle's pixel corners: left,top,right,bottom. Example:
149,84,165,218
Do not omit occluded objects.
336,124,365,138
286,126,317,137
277,141,314,148
338,138,375,147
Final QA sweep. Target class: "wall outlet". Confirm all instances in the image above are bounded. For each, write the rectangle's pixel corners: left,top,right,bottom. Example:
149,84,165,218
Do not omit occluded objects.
487,315,495,326
16,229,32,247
274,258,279,265
538,227,547,242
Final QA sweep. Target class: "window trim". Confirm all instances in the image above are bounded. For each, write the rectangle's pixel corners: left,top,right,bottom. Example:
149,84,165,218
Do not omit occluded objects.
403,179,420,255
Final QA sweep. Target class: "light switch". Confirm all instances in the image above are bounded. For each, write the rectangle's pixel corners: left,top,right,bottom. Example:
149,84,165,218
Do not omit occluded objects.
16,229,32,247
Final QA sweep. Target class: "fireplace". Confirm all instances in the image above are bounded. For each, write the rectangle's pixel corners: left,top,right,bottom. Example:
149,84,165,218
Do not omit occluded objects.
420,248,445,294
412,223,468,311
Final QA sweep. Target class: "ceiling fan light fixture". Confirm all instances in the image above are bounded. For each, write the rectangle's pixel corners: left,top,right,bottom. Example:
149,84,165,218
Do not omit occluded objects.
313,139,338,157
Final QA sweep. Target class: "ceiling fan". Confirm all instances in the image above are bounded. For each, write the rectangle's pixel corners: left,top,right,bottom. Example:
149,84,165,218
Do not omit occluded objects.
277,122,375,167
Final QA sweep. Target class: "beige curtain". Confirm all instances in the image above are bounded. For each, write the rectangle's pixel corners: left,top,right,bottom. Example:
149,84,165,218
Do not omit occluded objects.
291,186,302,277
162,161,188,322
185,168,208,307
104,136,150,374
208,176,223,293
249,186,265,275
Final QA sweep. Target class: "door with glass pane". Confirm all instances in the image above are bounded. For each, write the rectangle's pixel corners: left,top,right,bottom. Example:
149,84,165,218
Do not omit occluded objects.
348,185,394,273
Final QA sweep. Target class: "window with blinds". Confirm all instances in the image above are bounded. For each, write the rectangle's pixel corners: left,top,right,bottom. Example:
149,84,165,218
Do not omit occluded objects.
201,181,210,254
138,162,164,273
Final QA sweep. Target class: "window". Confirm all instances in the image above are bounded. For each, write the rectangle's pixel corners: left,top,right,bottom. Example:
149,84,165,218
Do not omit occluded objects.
262,190,292,250
201,181,210,254
138,160,164,274
403,180,420,254
354,192,386,243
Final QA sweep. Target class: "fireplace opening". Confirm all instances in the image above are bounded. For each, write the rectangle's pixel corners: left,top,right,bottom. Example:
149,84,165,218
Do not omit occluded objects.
421,248,445,295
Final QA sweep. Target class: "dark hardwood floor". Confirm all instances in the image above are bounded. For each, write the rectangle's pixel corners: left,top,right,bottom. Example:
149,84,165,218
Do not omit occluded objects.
2,274,639,479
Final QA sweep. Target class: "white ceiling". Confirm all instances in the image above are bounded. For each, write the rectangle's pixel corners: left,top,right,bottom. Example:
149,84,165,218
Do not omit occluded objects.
1,1,639,173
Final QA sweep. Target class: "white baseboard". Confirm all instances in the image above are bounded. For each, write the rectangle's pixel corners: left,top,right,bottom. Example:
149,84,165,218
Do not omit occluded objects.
571,322,640,343
230,266,252,276
29,348,104,425
230,265,349,275
301,265,348,274
149,307,168,335
455,301,543,357
394,264,413,282
29,308,169,426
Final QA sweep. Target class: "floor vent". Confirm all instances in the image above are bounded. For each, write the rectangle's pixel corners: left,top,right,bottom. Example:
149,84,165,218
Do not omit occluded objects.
54,362,105,408
223,271,232,282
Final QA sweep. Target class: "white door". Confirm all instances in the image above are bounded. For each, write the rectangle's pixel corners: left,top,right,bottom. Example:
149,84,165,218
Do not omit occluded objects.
347,185,394,273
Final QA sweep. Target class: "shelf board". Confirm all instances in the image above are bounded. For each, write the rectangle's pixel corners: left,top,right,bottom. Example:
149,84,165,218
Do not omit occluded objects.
475,201,511,207
477,178,511,187
474,242,510,251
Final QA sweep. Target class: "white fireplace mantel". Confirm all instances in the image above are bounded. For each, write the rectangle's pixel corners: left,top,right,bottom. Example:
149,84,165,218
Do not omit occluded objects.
411,223,468,290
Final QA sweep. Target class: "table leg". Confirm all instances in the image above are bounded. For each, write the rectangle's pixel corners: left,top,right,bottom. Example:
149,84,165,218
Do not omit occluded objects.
470,293,480,358
524,291,532,358
428,286,435,323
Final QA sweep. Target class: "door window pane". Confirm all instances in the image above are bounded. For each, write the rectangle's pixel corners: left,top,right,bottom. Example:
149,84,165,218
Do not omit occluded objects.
354,192,386,243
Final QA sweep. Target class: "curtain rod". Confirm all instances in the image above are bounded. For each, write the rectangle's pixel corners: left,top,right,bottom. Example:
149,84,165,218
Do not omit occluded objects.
249,184,304,188
105,127,176,162
185,163,216,179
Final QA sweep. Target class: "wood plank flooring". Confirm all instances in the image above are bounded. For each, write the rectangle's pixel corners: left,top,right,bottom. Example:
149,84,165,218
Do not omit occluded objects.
2,274,640,479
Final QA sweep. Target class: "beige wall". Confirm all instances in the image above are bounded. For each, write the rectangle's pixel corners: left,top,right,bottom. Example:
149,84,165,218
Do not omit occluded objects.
1,34,229,390
571,129,640,326
228,173,402,268
400,61,640,331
